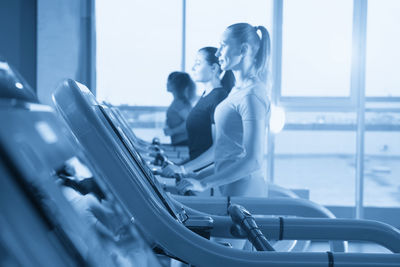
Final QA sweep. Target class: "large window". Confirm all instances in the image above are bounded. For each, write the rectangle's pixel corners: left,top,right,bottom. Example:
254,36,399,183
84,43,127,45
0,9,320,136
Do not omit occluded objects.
274,129,356,206
273,0,356,206
280,0,353,98
364,0,400,208
365,0,400,98
96,0,182,106
95,1,400,215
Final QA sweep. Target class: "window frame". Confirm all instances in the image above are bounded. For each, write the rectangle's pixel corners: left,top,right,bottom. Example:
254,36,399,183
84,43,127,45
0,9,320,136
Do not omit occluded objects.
272,0,400,112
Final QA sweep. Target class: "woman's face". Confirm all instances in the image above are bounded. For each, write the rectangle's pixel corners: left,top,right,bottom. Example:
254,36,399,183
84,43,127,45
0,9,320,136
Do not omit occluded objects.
191,51,214,83
215,30,242,71
166,81,174,92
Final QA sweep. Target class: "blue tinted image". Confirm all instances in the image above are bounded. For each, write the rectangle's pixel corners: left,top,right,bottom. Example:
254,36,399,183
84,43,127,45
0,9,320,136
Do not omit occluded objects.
1,0,400,266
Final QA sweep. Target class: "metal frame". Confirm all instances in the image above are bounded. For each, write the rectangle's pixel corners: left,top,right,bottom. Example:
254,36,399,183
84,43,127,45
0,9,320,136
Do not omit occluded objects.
353,0,368,219
272,0,399,109
267,0,283,184
273,0,357,110
210,216,400,253
267,0,399,218
181,0,186,71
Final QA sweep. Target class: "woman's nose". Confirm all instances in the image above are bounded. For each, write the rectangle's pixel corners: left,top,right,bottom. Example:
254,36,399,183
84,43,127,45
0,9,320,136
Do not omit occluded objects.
215,48,221,57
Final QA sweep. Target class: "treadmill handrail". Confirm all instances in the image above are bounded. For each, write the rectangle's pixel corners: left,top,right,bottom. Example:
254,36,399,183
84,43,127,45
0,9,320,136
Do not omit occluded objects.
210,215,400,253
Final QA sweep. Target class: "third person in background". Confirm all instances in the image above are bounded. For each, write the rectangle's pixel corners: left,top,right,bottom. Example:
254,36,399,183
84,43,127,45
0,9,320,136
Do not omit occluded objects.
164,71,196,146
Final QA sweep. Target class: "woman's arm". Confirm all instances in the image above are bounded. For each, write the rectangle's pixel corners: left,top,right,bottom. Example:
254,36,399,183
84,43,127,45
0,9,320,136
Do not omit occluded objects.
162,140,215,177
164,120,186,136
178,118,265,192
162,125,216,176
165,104,189,136
177,94,269,192
200,118,265,188
193,164,214,179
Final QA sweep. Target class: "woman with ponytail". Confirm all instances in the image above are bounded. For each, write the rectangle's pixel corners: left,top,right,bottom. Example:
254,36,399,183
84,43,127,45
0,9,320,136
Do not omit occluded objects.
167,23,271,200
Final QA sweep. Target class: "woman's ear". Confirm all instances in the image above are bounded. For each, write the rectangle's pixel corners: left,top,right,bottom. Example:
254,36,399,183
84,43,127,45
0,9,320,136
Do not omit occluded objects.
211,63,220,73
240,43,251,56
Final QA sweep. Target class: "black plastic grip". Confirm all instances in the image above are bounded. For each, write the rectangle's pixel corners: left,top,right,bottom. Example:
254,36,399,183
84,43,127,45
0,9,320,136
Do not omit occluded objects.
228,204,274,251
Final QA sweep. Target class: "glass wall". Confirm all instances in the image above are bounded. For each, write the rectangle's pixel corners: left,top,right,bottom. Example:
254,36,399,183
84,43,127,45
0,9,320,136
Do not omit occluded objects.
364,0,400,207
96,0,182,106
273,0,356,206
280,0,353,97
273,0,400,210
365,0,400,98
96,0,274,105
95,0,400,212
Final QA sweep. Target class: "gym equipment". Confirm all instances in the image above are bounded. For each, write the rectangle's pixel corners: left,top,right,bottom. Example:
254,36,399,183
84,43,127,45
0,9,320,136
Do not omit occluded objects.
0,103,162,267
51,79,400,266
229,204,275,251
0,63,163,266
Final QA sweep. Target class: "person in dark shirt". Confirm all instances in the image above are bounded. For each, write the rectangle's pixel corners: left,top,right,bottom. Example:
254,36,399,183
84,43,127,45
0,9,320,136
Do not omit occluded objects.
186,47,235,160
164,71,196,146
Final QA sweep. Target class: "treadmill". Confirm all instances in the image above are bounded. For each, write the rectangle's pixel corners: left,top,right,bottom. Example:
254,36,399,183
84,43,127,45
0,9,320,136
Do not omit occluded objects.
51,79,400,266
0,59,163,267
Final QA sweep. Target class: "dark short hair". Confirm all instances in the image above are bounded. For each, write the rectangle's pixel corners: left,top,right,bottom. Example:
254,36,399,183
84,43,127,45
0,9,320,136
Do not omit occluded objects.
167,71,196,103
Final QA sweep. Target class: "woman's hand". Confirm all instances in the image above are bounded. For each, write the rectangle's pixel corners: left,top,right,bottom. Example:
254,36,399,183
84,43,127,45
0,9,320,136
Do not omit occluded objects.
176,178,206,194
163,127,172,136
161,164,181,177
